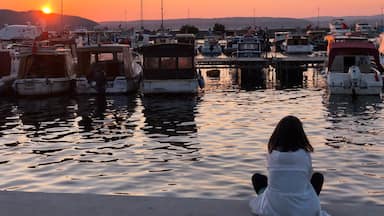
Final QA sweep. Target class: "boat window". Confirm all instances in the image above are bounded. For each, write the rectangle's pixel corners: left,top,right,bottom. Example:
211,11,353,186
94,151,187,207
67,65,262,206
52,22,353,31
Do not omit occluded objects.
160,57,177,69
144,57,159,69
178,57,193,69
25,55,67,78
98,53,114,61
330,56,344,72
239,43,259,50
344,56,356,73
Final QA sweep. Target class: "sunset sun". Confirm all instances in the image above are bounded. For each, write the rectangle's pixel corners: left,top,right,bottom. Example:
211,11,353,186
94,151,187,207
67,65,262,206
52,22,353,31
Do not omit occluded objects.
42,6,52,14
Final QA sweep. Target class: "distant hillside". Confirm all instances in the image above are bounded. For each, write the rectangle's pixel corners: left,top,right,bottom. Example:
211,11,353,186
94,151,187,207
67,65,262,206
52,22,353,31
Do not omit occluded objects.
0,9,98,30
305,15,384,28
100,15,384,31
99,17,312,30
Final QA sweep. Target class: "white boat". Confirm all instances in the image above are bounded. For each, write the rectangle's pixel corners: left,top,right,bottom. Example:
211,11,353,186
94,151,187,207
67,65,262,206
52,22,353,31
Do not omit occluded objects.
0,24,41,41
75,44,142,94
281,35,313,54
329,19,351,36
199,36,222,56
141,43,204,94
355,23,373,35
0,48,20,93
232,35,262,58
326,41,383,96
12,45,75,96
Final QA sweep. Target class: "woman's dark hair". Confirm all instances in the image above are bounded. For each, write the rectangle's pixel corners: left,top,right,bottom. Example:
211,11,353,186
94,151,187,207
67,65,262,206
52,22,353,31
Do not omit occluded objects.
268,115,313,153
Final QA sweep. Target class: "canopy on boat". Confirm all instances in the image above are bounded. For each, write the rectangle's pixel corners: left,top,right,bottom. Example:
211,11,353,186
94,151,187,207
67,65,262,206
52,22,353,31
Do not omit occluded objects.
328,41,384,72
140,43,196,80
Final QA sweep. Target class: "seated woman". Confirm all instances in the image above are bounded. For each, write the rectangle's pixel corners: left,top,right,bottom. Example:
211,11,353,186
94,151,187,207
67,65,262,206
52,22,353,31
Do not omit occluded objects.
249,115,329,216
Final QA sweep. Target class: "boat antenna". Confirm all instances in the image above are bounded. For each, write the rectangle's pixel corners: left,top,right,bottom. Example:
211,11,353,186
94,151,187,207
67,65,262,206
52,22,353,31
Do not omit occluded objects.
253,8,256,27
125,9,127,29
381,7,383,30
140,0,144,30
160,0,164,32
317,7,320,29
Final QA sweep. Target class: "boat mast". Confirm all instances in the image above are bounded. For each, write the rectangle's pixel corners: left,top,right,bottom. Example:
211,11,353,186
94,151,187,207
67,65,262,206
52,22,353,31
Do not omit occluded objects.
381,7,383,30
61,0,64,32
160,0,164,32
317,7,320,29
140,0,144,30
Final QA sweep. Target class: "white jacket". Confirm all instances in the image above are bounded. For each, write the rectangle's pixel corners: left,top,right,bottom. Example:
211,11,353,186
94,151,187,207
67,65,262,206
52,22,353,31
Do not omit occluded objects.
249,149,329,216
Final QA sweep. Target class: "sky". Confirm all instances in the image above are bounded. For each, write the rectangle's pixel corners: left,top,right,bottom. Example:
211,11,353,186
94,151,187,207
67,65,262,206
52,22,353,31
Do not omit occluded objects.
1,0,383,22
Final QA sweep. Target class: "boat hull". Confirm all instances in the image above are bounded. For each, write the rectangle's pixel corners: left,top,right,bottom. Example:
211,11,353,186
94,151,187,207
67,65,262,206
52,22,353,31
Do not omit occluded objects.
327,73,383,95
142,79,199,94
75,76,140,94
13,78,73,96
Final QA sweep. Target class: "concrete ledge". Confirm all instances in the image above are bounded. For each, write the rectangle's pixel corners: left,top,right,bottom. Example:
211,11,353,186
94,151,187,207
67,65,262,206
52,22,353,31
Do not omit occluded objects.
0,191,383,216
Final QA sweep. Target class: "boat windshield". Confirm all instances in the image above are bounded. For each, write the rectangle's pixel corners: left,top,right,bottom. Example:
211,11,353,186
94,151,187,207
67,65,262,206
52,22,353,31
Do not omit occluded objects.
330,55,376,73
24,55,67,78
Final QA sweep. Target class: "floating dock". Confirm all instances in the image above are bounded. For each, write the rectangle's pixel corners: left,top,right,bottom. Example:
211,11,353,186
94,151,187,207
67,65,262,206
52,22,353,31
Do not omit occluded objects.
196,53,327,69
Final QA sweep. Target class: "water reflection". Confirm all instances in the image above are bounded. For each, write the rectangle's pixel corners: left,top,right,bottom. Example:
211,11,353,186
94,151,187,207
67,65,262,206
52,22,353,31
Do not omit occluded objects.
324,94,383,148
75,94,138,140
17,96,76,138
142,95,198,137
236,67,267,90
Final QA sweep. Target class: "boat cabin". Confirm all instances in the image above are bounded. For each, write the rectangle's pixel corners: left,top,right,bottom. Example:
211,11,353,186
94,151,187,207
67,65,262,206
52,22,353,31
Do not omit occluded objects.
76,45,133,80
18,48,73,79
141,43,196,80
176,34,195,45
328,42,384,74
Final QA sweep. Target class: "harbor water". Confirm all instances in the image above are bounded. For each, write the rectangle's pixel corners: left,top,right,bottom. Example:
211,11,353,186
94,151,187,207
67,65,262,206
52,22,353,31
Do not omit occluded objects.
0,68,383,206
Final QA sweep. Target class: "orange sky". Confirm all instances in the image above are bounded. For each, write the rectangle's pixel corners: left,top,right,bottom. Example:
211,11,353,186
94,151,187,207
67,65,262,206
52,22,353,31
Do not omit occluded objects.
1,0,383,22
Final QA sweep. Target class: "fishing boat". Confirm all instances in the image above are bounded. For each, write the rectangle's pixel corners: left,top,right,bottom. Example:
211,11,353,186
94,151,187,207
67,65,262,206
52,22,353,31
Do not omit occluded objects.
281,35,313,54
141,43,204,94
12,45,75,96
326,41,383,96
75,44,142,94
0,48,20,93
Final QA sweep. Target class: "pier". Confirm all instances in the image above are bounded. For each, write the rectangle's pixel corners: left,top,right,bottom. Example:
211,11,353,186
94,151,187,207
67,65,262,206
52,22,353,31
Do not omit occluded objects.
196,53,326,88
1,191,383,216
195,53,326,69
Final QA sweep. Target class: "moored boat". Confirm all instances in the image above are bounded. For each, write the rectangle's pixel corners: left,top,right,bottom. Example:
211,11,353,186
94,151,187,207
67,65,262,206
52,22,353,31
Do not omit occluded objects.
141,43,204,94
75,44,142,94
281,35,313,54
326,41,383,96
12,45,75,96
0,48,20,93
